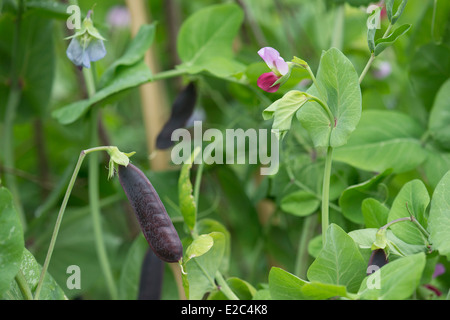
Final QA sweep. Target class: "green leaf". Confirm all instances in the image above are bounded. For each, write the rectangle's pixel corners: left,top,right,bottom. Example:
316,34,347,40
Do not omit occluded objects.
208,277,256,300
185,234,214,262
263,90,308,139
301,281,352,300
385,0,408,25
429,79,450,150
99,23,156,88
296,48,362,148
0,11,54,120
428,170,450,259
385,0,395,23
52,61,152,124
409,43,450,110
2,249,66,300
196,219,231,273
387,179,430,246
183,232,225,300
178,148,200,231
268,267,307,300
0,187,24,297
176,3,244,78
366,6,381,53
374,24,411,56
339,169,391,224
362,198,389,228
118,234,148,300
358,252,426,300
307,224,367,293
280,190,320,217
34,209,121,299
423,148,450,189
333,110,427,173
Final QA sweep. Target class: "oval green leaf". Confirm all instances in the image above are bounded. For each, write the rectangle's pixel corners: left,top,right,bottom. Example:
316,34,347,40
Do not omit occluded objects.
176,3,244,78
333,110,427,173
296,48,362,148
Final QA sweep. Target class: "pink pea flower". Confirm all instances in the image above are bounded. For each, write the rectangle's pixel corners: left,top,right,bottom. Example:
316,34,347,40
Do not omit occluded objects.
257,47,289,93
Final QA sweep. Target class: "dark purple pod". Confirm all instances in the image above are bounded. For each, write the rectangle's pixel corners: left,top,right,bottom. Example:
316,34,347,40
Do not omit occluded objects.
138,248,164,300
156,82,197,150
367,249,388,275
118,164,183,263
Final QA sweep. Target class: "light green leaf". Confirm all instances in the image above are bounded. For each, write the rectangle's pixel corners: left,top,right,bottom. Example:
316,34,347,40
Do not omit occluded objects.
358,252,425,300
185,234,214,261
183,232,225,300
307,224,367,293
374,24,411,56
176,3,244,78
423,148,450,189
178,148,200,231
268,267,307,300
280,190,320,217
99,23,156,88
387,179,430,246
301,281,352,300
428,170,450,259
196,219,231,273
429,79,450,150
263,90,308,140
333,110,427,173
296,48,362,148
0,187,24,297
52,61,152,124
385,0,408,24
362,198,390,228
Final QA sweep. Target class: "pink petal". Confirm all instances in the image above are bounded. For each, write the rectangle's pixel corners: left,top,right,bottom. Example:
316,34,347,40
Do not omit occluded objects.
257,72,280,93
274,56,289,75
258,47,281,70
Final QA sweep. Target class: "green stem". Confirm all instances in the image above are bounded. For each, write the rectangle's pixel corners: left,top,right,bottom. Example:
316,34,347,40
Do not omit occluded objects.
295,214,317,278
152,68,185,81
35,150,84,299
15,270,33,300
359,23,393,84
307,95,335,125
215,271,239,300
358,53,375,84
379,213,430,239
321,146,333,244
33,145,117,300
84,65,118,300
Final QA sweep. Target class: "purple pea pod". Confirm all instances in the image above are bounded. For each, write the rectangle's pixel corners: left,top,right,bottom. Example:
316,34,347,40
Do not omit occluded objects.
367,248,388,275
156,82,197,149
118,164,183,263
138,248,164,300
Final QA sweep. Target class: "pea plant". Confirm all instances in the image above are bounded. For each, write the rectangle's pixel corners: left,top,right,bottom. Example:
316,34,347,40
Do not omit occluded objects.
1,0,450,302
